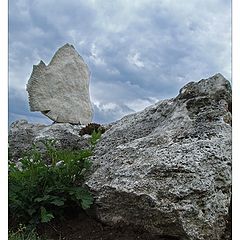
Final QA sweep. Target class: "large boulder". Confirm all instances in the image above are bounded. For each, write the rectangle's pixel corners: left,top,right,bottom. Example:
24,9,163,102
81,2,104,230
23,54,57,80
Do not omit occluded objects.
26,43,93,125
9,73,231,240
86,73,232,240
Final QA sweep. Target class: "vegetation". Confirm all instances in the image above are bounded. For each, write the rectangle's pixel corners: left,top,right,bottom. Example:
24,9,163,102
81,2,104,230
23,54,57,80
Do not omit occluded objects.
8,224,41,240
9,130,101,235
79,123,105,136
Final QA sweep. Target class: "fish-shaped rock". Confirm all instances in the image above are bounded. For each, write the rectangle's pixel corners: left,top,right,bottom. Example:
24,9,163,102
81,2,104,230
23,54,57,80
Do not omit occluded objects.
26,43,93,125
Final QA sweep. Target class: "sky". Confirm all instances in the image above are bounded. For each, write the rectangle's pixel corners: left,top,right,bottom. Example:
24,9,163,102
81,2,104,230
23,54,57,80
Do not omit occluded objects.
9,0,231,125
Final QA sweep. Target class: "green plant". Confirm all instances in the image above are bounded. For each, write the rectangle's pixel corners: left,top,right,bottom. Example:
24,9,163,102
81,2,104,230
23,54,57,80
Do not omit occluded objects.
8,224,41,240
9,131,101,228
89,130,102,148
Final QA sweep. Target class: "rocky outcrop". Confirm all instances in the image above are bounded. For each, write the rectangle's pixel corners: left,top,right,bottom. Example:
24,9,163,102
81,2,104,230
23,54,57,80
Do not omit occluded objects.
9,73,232,240
86,73,232,240
26,43,93,124
8,120,89,161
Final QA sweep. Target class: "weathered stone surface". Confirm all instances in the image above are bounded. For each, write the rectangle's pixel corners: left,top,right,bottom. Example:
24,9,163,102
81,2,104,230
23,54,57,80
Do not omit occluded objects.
8,120,46,161
8,120,89,161
26,43,93,124
86,73,232,240
9,73,231,240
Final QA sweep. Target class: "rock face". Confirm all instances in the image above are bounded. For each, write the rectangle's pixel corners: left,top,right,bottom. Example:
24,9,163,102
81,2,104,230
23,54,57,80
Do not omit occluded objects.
86,73,232,240
9,73,231,240
8,120,89,161
26,43,93,124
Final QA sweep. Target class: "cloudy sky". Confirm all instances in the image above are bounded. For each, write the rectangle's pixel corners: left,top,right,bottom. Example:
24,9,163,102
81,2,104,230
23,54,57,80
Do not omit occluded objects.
9,0,231,125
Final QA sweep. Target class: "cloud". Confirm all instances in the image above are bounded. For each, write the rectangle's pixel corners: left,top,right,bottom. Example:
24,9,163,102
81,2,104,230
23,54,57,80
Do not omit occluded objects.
9,89,52,125
89,43,106,66
92,102,134,124
9,0,231,125
126,98,158,112
127,52,145,68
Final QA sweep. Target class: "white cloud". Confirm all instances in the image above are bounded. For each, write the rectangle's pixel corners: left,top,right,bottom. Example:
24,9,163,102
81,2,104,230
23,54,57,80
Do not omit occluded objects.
78,40,85,46
89,43,106,66
127,52,145,68
99,102,118,111
67,29,78,45
106,68,120,75
126,98,158,112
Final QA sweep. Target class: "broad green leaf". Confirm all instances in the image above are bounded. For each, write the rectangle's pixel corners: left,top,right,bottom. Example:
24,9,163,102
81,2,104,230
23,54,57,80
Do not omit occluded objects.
81,193,93,210
34,195,51,202
40,207,54,223
50,199,65,206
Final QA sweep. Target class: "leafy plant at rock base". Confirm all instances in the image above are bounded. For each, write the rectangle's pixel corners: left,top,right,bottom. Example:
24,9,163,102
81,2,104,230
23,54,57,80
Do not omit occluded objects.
8,224,41,240
89,130,102,148
9,131,101,229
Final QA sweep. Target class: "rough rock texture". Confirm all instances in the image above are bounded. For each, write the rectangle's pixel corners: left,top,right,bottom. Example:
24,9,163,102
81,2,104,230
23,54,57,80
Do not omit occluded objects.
9,73,231,240
8,120,89,161
86,73,232,240
26,43,93,124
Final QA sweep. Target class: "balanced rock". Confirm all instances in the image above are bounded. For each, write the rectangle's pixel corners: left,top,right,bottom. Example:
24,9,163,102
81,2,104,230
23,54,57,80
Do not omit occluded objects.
86,73,232,240
26,43,93,124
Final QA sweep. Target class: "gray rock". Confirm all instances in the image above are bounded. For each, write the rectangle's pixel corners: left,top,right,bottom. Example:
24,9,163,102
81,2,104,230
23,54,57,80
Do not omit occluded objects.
8,120,89,161
86,73,232,240
9,73,231,240
26,43,93,124
8,120,46,161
